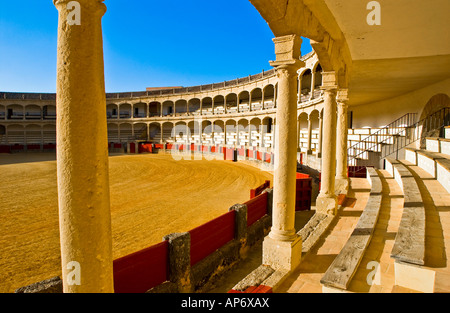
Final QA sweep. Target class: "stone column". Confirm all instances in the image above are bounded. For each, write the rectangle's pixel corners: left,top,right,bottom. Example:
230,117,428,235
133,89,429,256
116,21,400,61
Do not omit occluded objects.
317,113,323,158
296,118,301,152
335,89,350,191
274,85,278,108
262,89,265,110
297,70,302,102
316,72,338,215
310,70,316,100
54,0,113,293
263,35,304,271
307,116,313,155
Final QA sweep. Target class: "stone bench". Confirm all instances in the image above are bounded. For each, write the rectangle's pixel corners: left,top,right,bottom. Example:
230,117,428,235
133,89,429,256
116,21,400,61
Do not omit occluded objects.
385,158,425,266
384,158,435,292
405,147,450,193
320,168,382,292
425,137,450,156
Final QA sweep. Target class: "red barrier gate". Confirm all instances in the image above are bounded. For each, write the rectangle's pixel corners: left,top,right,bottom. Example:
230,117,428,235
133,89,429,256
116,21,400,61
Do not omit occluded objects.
189,211,236,266
113,241,169,293
296,173,312,211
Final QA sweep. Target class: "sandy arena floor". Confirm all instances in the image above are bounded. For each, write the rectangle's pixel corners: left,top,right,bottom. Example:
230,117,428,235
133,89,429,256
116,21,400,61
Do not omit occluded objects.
0,152,272,293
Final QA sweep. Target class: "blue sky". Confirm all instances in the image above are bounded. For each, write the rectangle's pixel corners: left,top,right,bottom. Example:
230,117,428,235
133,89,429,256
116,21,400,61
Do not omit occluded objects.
0,0,312,93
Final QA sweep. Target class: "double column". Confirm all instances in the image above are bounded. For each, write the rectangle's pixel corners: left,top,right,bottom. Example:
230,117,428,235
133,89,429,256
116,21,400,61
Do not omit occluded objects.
54,0,114,292
335,89,350,191
316,72,339,215
263,35,303,271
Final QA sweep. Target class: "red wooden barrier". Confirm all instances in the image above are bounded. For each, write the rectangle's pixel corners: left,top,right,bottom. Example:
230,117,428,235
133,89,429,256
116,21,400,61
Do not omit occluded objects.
0,145,11,153
27,144,40,150
114,143,122,149
264,153,272,163
296,173,312,211
225,148,235,161
129,143,136,154
11,144,24,151
247,149,254,158
348,166,367,178
257,151,263,161
202,145,208,152
43,144,56,150
250,180,271,199
189,211,236,266
166,144,173,150
154,143,164,150
138,143,152,153
113,240,169,293
245,192,268,227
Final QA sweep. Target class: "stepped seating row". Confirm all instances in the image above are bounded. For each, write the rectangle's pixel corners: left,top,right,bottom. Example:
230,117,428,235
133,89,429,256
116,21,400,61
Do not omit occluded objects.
322,140,447,293
320,168,383,291
385,158,426,266
405,137,450,193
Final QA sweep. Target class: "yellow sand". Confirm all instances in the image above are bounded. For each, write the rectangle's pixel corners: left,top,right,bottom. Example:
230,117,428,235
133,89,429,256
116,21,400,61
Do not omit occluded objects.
0,153,272,293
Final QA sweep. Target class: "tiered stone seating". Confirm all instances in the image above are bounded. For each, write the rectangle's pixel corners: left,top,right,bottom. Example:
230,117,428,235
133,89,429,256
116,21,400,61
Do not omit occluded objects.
320,168,383,292
405,136,450,193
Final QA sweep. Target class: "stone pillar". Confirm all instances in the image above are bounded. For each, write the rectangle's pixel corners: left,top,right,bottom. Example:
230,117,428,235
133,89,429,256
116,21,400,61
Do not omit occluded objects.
316,72,338,215
335,89,350,191
263,35,304,271
310,70,316,100
297,70,302,102
307,116,313,155
296,118,301,152
262,89,265,110
160,123,163,143
317,113,323,158
274,85,278,108
54,0,114,293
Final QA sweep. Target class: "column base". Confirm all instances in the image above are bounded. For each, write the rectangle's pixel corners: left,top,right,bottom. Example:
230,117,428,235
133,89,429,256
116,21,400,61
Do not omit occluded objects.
307,150,313,155
262,235,302,271
316,194,338,215
335,177,350,194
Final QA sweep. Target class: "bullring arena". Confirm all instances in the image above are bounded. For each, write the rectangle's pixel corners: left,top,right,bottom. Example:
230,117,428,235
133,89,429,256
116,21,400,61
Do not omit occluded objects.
0,152,272,293
1,0,450,296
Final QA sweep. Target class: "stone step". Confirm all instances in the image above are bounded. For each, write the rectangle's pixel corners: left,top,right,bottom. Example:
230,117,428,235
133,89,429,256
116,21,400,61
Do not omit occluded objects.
425,137,450,156
320,168,383,292
393,160,450,293
405,147,450,194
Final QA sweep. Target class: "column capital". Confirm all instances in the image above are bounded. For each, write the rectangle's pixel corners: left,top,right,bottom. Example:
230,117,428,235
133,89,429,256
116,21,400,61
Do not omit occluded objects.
54,0,106,15
336,88,349,104
269,34,305,71
320,71,338,92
